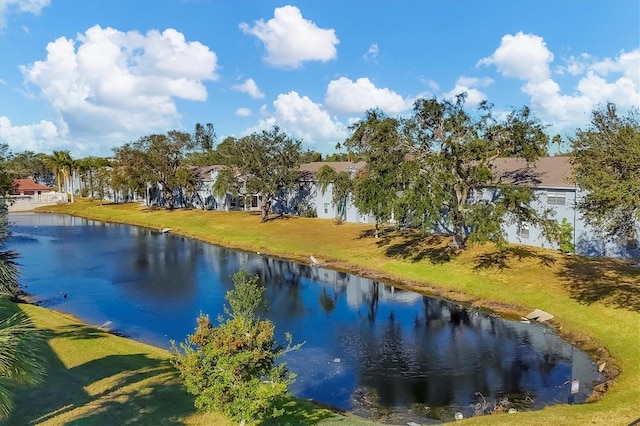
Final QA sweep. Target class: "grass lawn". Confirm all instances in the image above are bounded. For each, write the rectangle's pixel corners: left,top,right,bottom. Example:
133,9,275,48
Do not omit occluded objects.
8,199,640,425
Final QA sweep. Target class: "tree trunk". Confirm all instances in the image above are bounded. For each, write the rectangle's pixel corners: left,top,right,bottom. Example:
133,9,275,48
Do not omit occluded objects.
164,187,174,209
261,195,271,222
374,219,379,238
69,170,75,203
451,217,466,249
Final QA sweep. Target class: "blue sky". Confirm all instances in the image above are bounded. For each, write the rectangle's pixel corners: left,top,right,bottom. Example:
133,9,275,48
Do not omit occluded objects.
1,1,638,158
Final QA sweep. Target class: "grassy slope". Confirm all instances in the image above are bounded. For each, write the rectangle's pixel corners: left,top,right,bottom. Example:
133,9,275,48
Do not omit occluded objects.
13,200,640,425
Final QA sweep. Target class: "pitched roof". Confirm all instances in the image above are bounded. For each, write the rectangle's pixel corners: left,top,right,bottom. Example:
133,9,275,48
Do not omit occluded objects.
491,156,575,189
14,179,53,192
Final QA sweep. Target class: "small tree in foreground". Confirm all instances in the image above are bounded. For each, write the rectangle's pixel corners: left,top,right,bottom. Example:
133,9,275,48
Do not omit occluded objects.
172,269,301,424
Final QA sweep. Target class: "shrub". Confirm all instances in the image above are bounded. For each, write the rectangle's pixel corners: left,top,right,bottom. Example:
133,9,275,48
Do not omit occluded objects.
559,218,575,253
302,208,317,218
172,269,301,424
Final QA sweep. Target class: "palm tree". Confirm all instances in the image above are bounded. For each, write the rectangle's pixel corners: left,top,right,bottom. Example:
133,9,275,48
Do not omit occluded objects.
0,202,45,419
45,150,75,203
0,311,44,419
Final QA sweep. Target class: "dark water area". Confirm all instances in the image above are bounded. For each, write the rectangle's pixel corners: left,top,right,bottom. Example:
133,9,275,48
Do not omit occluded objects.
8,212,601,424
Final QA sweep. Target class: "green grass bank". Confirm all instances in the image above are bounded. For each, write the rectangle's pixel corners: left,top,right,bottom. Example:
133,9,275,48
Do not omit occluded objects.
9,199,640,425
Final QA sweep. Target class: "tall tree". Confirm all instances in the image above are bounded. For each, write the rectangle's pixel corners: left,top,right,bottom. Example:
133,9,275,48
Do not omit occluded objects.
405,94,556,248
75,157,111,199
300,149,322,163
45,150,75,203
215,127,302,221
185,123,220,166
193,123,216,152
6,151,51,185
113,131,191,209
172,269,300,424
0,145,16,198
343,109,408,238
570,103,640,243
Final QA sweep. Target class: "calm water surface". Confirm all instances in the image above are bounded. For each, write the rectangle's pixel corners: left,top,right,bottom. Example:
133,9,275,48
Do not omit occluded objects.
8,213,601,424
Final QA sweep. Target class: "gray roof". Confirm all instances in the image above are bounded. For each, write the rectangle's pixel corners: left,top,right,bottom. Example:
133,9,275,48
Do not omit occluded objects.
193,157,574,189
491,156,574,189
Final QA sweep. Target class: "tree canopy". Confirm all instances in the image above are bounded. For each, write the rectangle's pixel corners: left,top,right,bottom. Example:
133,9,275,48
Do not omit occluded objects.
172,269,300,423
570,103,640,243
214,126,302,221
402,94,556,248
113,130,192,208
343,109,409,237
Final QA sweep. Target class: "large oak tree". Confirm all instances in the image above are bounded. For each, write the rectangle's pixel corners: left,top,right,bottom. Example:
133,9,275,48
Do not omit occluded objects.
404,94,558,248
214,126,302,221
570,103,640,244
341,109,409,237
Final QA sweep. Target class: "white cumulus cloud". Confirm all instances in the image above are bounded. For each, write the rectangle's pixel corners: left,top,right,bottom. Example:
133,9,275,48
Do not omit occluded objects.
17,25,218,153
244,91,347,152
478,32,553,82
0,0,50,29
0,116,66,153
235,107,252,117
239,5,339,69
482,32,639,131
442,76,493,106
232,78,265,99
325,77,413,114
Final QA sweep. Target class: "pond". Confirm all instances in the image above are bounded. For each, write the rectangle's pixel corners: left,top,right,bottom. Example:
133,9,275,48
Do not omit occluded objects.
8,212,602,424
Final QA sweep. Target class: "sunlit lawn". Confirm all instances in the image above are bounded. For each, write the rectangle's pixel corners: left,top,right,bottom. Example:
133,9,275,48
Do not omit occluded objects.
10,199,640,425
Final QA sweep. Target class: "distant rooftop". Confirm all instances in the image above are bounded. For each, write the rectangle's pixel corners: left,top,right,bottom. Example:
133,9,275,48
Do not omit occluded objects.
13,178,53,193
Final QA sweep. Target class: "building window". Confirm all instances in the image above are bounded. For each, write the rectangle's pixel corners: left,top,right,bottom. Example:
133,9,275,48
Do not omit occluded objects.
547,190,566,206
518,225,530,239
324,203,329,214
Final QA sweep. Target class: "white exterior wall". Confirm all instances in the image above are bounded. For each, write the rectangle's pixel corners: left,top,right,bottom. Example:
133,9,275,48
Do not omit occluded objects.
493,186,638,259
312,182,373,224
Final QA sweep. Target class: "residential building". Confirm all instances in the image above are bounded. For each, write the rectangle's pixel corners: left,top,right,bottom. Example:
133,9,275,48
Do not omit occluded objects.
8,179,67,211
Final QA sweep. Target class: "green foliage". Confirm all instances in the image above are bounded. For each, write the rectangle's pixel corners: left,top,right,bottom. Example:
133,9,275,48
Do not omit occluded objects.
0,311,45,420
404,93,552,248
45,150,75,202
172,269,300,424
558,218,575,253
0,203,19,297
213,126,303,221
113,130,192,208
225,269,267,320
0,145,17,200
302,208,317,218
344,109,408,237
300,149,322,163
5,150,51,186
570,103,640,242
75,156,112,200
